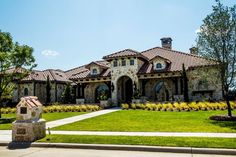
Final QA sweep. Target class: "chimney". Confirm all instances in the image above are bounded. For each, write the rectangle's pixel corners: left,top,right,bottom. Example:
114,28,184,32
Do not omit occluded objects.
161,37,172,49
189,47,198,55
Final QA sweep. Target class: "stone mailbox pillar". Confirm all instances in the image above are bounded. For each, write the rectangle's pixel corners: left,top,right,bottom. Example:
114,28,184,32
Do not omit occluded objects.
12,96,46,142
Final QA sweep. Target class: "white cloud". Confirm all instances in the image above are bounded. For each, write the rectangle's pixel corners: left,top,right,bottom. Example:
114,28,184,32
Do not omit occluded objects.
41,50,59,57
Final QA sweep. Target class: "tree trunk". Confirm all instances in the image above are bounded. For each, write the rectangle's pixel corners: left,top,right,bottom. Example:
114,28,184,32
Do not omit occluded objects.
225,94,232,117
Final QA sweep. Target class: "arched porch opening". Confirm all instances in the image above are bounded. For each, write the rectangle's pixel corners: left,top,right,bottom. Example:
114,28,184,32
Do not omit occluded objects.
116,76,133,104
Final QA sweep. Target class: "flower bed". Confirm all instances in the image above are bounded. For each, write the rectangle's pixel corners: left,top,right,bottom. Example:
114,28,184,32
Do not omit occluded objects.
121,101,236,112
1,104,101,114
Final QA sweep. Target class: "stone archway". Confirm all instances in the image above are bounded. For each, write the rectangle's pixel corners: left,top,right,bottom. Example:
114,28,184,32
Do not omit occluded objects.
95,84,109,103
154,81,171,102
116,76,133,104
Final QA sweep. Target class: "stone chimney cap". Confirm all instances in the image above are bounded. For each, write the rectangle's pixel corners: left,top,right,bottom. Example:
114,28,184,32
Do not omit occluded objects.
160,37,172,41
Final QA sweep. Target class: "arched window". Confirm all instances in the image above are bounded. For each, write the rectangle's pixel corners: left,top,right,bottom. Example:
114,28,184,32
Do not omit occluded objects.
92,68,98,75
155,82,164,93
156,63,162,69
95,84,109,102
24,88,29,96
154,81,169,101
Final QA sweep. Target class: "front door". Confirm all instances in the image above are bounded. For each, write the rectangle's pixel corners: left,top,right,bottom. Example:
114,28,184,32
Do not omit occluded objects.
125,78,133,103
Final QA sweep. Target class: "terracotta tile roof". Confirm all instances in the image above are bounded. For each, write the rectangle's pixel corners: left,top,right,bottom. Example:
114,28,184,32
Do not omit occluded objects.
66,60,110,80
103,49,139,59
85,61,109,69
18,96,42,108
18,46,218,82
21,69,71,83
139,47,218,74
65,66,87,78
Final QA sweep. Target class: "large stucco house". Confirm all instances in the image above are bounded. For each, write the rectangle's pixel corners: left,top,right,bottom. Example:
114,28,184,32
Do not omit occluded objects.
13,38,222,105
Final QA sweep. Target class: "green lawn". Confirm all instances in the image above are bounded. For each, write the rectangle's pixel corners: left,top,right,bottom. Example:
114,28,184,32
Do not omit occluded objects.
38,134,236,149
0,112,86,130
53,110,236,133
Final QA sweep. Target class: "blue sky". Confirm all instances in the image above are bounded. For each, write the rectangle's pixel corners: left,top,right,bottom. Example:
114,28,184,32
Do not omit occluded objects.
0,0,235,70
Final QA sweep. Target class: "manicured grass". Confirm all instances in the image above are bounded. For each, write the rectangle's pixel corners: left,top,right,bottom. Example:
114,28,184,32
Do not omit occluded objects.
53,110,236,133
38,134,236,149
0,112,86,130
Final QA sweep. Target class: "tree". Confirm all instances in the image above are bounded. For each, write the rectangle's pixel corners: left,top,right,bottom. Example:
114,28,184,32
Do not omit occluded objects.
62,83,72,103
46,75,51,104
0,30,36,118
197,0,236,116
182,64,189,102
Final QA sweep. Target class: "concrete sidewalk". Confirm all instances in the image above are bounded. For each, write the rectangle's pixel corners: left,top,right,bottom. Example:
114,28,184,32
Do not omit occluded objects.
46,107,120,128
1,130,236,143
1,143,236,156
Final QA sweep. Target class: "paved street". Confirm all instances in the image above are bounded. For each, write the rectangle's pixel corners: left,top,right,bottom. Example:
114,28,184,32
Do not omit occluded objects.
0,146,235,157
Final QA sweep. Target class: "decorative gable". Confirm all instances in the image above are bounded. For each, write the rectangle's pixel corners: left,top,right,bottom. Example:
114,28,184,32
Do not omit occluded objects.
149,55,171,71
85,61,109,76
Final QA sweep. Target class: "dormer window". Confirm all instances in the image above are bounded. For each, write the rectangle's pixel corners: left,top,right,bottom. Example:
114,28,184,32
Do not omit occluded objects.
113,60,118,67
121,59,126,66
92,68,98,75
156,63,162,69
130,59,134,66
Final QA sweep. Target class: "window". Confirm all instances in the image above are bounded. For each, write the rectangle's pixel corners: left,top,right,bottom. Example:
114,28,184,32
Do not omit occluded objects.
155,82,164,93
24,88,28,96
121,59,126,66
156,63,162,69
113,60,118,67
92,68,98,75
20,107,27,114
130,59,134,65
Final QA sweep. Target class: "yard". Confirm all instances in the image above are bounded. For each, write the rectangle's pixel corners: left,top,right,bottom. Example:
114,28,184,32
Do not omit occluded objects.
53,110,236,133
38,135,236,149
0,112,86,130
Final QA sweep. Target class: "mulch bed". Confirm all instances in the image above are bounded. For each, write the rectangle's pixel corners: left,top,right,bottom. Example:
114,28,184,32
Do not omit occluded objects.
209,115,236,121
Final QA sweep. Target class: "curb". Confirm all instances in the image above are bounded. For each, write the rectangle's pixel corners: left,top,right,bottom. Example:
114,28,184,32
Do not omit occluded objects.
1,142,236,155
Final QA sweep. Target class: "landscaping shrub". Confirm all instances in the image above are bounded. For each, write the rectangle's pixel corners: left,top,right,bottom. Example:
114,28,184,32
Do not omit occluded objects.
121,101,236,112
0,104,100,114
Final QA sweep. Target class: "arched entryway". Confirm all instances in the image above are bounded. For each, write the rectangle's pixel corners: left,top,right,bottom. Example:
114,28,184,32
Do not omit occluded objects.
154,81,170,102
95,84,109,103
117,76,133,104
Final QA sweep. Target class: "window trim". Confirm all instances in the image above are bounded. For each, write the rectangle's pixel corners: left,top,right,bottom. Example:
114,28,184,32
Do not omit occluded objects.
92,68,98,75
130,59,134,66
121,59,126,66
113,60,118,67
156,63,162,69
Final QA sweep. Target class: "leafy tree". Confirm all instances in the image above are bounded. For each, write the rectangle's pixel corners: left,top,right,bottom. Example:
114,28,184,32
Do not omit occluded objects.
62,83,72,103
0,30,36,118
197,0,236,116
46,75,51,104
182,64,189,102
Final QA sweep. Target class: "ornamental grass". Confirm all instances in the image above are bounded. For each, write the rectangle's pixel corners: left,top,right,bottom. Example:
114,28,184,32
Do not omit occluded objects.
1,104,100,114
121,101,236,112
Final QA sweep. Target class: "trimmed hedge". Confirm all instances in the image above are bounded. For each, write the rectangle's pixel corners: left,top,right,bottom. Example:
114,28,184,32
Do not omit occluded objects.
1,104,101,114
122,101,236,112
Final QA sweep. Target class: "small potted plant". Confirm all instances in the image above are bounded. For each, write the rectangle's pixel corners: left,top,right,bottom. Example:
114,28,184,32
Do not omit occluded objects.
132,90,141,104
99,91,109,108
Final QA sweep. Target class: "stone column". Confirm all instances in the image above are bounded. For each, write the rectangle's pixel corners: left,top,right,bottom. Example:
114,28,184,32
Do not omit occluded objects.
111,80,118,105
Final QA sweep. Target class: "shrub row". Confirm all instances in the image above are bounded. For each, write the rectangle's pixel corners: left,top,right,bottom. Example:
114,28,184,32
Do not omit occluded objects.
121,101,236,112
43,105,100,113
0,107,16,114
1,104,100,114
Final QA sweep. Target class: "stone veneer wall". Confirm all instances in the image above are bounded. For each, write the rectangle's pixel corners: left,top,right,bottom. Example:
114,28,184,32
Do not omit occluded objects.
187,66,222,101
110,57,140,104
14,82,67,104
144,78,175,101
84,82,108,103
